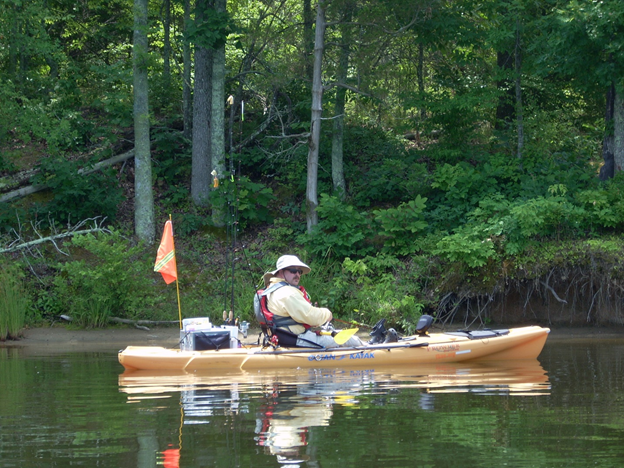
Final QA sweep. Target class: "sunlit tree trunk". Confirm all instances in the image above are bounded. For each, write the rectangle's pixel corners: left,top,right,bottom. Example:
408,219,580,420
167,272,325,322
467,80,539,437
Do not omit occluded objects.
306,1,326,232
191,0,212,206
133,0,155,243
211,0,227,226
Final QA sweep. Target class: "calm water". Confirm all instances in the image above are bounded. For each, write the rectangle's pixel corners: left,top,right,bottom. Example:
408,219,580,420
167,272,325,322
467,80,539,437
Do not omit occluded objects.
1,336,624,468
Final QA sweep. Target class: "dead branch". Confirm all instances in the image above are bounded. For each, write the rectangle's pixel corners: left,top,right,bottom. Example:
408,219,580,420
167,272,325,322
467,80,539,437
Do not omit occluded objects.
0,217,110,254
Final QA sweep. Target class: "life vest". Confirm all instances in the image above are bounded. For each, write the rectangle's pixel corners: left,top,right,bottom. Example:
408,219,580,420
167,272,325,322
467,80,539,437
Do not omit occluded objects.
254,281,312,330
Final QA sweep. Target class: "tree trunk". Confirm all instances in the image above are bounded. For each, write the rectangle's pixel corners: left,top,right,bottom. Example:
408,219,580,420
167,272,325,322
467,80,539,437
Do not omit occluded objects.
191,0,212,206
306,1,326,233
495,50,515,130
182,0,192,139
331,2,354,200
515,20,523,159
417,42,426,121
133,0,155,244
614,86,624,174
303,0,315,81
162,0,171,90
599,83,615,181
211,0,227,226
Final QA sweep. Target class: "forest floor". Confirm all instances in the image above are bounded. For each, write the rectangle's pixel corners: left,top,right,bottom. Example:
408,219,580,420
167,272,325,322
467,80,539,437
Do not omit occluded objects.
3,323,624,354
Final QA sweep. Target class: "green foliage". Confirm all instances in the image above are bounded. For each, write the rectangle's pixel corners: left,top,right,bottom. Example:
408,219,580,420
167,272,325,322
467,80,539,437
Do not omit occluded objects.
52,231,158,327
0,262,28,340
187,6,236,49
301,194,374,258
575,175,624,230
30,157,123,224
323,256,424,334
152,128,191,185
260,217,303,253
373,196,428,255
434,226,497,268
209,176,274,228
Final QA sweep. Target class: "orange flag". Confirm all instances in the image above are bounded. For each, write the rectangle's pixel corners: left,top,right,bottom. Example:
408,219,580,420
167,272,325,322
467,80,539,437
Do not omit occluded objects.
154,220,177,284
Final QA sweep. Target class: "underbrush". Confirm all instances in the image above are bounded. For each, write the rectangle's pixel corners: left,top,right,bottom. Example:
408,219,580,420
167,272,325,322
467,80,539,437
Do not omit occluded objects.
0,262,28,340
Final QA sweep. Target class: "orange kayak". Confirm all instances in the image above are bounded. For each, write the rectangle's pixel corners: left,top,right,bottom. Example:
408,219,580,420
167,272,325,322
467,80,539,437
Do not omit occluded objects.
118,325,549,372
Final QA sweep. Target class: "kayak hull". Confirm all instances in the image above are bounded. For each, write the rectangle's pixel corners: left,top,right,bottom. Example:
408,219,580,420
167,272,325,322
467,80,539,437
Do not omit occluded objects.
118,326,549,372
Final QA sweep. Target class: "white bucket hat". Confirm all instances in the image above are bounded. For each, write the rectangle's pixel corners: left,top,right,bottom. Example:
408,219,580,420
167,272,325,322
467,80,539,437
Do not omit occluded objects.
263,255,311,287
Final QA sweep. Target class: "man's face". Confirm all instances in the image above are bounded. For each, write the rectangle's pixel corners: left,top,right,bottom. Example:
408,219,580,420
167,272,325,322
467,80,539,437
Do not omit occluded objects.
281,267,303,286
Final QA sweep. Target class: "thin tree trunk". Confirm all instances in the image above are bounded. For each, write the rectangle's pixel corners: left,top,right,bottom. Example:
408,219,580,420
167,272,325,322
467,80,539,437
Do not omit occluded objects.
306,1,326,233
182,0,192,139
515,20,523,159
191,0,212,206
331,2,354,200
599,83,615,180
8,7,18,78
417,42,426,121
211,0,227,226
133,0,155,243
162,0,171,90
495,50,515,130
303,0,315,81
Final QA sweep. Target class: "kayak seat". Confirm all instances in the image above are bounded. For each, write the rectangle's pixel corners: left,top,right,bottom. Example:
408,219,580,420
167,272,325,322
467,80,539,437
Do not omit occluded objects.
260,325,324,348
273,327,299,347
445,329,510,340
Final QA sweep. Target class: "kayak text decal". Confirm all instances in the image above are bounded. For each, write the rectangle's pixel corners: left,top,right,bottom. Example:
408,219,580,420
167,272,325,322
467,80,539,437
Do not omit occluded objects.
349,351,375,360
307,351,375,362
428,344,461,353
308,353,348,362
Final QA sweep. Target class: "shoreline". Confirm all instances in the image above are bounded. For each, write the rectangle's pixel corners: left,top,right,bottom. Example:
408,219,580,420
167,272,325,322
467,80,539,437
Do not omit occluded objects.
3,323,624,354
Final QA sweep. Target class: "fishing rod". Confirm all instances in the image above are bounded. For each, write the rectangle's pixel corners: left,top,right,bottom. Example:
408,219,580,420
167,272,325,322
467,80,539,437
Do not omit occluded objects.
221,96,243,325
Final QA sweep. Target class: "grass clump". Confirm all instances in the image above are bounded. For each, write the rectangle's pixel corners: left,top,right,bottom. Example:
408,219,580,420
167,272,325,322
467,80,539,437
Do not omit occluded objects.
0,263,28,340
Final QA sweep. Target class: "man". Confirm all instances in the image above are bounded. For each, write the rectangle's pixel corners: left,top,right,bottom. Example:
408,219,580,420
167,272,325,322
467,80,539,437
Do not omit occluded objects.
262,255,362,348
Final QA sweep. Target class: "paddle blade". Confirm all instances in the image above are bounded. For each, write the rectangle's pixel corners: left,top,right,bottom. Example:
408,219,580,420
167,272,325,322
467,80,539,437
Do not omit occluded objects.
333,328,359,345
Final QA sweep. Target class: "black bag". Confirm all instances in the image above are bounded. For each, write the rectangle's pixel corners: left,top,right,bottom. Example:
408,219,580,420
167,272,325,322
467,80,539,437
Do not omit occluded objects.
194,331,231,350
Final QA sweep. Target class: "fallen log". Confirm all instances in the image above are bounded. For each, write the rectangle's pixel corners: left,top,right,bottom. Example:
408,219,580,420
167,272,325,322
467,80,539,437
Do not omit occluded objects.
0,149,135,203
109,316,180,331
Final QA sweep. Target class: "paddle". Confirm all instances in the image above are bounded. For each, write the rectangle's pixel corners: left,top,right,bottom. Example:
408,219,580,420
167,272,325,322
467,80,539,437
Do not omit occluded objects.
320,327,359,345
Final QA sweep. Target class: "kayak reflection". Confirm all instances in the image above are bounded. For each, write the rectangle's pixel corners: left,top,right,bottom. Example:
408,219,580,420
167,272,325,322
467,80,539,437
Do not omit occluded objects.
120,360,550,466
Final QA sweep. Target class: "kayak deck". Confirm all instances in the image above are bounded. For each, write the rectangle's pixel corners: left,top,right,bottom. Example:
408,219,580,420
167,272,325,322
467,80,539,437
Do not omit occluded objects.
118,326,550,372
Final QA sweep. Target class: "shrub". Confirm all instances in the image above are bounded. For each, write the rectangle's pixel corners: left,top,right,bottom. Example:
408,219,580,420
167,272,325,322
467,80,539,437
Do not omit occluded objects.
52,231,159,327
324,256,425,334
373,195,428,255
300,194,374,258
30,157,123,224
209,175,274,228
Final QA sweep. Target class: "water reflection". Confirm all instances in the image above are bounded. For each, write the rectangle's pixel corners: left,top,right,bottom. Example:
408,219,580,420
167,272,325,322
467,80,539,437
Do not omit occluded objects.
119,360,549,466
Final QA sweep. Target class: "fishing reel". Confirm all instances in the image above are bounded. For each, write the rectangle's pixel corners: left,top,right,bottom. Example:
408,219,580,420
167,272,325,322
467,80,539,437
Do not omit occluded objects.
368,318,387,344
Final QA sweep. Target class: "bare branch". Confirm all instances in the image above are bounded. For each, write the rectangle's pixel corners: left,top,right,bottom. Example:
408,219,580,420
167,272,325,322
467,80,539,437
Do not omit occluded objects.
0,217,111,254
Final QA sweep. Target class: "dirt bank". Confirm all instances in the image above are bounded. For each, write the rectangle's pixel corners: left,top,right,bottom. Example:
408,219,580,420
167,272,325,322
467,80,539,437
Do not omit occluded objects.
3,323,624,354
1,326,181,353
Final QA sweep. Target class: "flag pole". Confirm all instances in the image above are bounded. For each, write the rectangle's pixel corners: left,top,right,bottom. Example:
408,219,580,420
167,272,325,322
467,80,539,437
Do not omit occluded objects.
170,214,183,330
